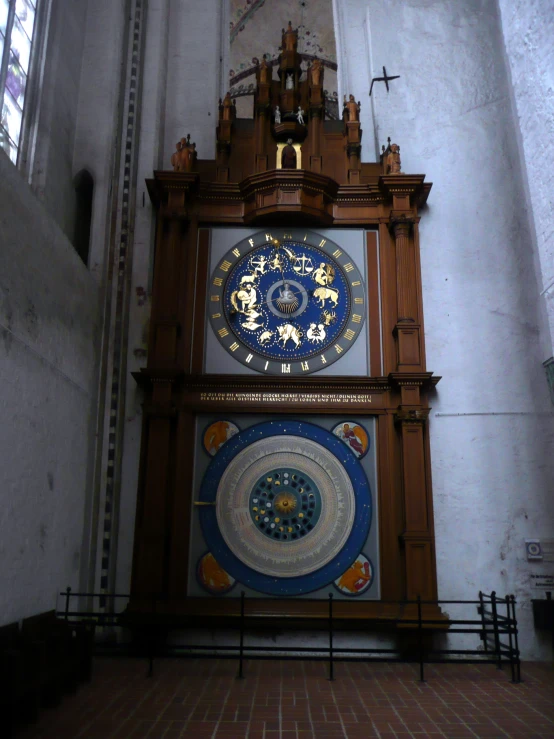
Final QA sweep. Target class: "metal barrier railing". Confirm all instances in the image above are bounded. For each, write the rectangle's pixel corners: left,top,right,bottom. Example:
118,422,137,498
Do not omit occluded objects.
56,588,521,683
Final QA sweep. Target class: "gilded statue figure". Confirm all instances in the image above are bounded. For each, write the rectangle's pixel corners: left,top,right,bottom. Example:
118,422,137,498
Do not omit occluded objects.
310,58,323,86
259,56,270,84
171,140,182,171
222,92,233,120
171,134,196,172
282,20,296,52
386,143,402,174
281,138,297,169
344,94,360,122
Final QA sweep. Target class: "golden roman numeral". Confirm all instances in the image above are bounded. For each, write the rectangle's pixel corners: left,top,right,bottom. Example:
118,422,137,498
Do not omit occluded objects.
230,342,240,351
333,249,342,258
264,361,269,370
246,353,253,363
335,344,344,354
265,233,273,242
210,295,220,302
248,238,254,247
211,313,221,319
301,361,309,371
282,363,291,373
218,327,229,337
351,280,361,286
213,277,223,286
283,233,292,239
232,248,240,257
220,260,232,272
320,354,327,364
344,263,354,272
354,297,364,304
344,329,356,341
352,314,362,323
319,239,327,247
303,234,308,241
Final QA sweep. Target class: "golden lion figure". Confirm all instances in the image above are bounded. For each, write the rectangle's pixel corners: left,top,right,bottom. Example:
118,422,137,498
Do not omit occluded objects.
337,560,371,593
200,553,231,592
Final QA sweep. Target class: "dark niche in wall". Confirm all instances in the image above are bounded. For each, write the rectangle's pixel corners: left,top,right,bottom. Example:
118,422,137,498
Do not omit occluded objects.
73,169,94,265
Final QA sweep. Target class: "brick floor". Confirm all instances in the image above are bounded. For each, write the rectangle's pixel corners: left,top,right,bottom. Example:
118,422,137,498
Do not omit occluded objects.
14,659,554,738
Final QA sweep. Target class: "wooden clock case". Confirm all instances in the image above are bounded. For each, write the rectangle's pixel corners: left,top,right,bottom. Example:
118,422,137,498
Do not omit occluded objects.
131,24,441,628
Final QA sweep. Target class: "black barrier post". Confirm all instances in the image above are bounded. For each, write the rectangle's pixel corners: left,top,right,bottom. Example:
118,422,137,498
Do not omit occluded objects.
417,595,425,683
490,591,502,669
505,593,516,683
64,587,71,621
478,591,488,652
510,595,521,683
238,591,245,679
328,593,334,681
148,594,156,678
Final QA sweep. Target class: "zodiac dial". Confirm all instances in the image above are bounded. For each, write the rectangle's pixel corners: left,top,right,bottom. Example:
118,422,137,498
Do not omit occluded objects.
208,230,366,374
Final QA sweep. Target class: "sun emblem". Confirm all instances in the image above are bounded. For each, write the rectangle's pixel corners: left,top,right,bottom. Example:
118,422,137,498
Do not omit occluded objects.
274,492,297,514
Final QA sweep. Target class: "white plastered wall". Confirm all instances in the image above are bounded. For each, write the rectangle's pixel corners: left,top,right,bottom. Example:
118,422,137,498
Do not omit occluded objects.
497,0,554,360
0,152,99,623
331,0,554,658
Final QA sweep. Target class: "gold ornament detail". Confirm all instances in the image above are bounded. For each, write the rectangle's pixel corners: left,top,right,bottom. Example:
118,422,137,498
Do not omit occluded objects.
274,492,297,514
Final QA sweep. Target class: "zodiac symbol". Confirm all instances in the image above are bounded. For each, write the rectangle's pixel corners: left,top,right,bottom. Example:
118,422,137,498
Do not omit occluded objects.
277,323,302,349
313,262,335,286
241,308,264,331
270,253,284,271
282,246,296,261
230,285,258,313
250,254,269,275
306,323,326,344
239,273,257,287
313,286,339,308
321,310,337,326
292,253,314,276
258,330,274,345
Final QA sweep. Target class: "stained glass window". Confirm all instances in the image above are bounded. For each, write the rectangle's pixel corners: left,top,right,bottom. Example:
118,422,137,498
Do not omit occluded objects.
0,0,38,164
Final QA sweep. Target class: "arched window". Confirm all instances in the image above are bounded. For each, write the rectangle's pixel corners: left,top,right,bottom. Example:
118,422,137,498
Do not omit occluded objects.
73,169,94,266
0,0,40,164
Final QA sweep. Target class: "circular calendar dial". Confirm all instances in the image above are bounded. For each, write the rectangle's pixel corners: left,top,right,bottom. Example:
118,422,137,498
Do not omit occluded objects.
208,230,366,375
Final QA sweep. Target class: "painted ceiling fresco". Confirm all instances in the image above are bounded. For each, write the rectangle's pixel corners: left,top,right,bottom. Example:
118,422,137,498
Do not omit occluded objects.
229,0,338,119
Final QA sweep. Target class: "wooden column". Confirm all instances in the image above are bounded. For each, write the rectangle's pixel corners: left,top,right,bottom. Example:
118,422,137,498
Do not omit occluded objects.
390,215,422,371
394,406,436,601
131,377,176,598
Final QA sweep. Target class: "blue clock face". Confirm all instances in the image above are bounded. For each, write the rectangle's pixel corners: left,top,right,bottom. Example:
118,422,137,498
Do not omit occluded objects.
209,230,366,375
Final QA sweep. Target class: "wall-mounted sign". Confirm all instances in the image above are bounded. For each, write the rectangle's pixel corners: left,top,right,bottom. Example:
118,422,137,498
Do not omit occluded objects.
525,539,543,560
530,574,554,589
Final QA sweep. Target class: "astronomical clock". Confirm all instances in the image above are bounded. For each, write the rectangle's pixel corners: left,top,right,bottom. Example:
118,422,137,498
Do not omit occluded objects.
208,229,365,375
133,23,441,625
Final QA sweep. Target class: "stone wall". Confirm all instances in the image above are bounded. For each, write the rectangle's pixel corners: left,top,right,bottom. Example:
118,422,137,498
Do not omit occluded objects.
0,151,99,623
27,0,90,244
497,0,554,360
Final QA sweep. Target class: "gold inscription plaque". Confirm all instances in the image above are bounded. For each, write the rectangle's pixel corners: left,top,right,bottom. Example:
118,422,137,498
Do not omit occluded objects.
198,392,373,404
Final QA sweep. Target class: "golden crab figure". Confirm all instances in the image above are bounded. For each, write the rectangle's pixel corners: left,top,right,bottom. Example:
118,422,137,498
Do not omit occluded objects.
274,492,297,515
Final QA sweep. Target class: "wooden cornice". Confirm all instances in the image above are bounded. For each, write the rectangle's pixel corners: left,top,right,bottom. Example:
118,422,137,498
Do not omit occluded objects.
146,169,432,222
379,175,432,207
146,171,200,208
181,374,390,394
388,372,441,390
